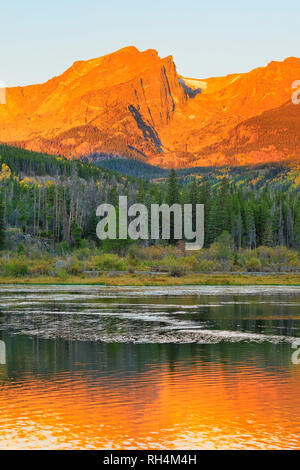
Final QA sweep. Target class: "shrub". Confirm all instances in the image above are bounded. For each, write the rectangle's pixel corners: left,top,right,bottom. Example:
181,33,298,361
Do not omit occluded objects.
57,242,71,256
73,247,91,261
245,257,261,272
94,253,127,271
4,258,29,277
128,245,164,262
79,239,90,249
181,255,200,271
56,268,68,280
28,259,51,276
17,243,25,255
163,245,183,259
197,259,218,272
67,259,83,275
207,231,234,271
168,263,187,277
166,257,187,277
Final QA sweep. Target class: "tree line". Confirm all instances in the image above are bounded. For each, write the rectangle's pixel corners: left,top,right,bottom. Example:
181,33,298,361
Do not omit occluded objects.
0,145,300,252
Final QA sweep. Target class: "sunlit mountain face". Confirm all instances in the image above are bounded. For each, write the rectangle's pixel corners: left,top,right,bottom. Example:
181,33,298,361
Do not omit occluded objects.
0,47,300,168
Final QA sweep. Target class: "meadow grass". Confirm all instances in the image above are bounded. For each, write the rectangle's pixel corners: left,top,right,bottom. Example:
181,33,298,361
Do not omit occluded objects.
0,272,300,286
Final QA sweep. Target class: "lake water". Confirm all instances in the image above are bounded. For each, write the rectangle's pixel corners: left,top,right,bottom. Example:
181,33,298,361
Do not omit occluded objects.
0,285,299,449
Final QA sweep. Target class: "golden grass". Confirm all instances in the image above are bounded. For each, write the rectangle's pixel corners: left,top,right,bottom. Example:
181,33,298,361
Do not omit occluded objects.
0,273,300,286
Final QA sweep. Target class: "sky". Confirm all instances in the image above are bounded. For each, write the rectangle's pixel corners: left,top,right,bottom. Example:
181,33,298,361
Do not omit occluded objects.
0,0,299,87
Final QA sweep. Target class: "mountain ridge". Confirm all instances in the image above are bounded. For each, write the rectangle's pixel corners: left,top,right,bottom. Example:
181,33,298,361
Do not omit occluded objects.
0,47,299,168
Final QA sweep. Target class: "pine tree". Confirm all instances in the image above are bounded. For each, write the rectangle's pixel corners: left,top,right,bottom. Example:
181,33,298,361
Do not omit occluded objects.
293,200,300,248
0,196,6,250
232,208,243,249
207,198,218,245
199,179,211,247
188,178,199,233
246,204,256,249
166,169,180,244
263,217,273,247
286,205,294,247
71,220,82,248
277,200,285,246
166,169,180,206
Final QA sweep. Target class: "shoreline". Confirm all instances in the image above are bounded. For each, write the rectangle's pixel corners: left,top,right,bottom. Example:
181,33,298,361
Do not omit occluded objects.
1,272,300,286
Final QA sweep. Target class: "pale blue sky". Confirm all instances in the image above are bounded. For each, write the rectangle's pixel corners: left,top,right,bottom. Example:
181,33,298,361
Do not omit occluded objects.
1,0,299,86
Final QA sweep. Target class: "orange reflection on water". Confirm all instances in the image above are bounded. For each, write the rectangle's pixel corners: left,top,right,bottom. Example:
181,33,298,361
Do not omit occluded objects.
0,360,299,449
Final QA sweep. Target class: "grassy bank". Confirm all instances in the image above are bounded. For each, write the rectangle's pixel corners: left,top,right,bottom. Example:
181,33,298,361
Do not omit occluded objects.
2,234,300,286
1,272,300,286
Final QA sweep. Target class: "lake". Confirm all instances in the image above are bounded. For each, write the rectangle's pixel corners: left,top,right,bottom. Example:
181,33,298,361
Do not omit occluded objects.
0,285,299,449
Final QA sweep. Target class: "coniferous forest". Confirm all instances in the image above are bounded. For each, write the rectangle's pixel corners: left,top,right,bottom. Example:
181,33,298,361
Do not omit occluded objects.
1,144,300,278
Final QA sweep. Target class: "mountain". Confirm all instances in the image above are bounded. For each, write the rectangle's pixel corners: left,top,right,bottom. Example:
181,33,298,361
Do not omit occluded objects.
0,47,299,168
197,99,300,166
0,47,186,160
153,57,300,167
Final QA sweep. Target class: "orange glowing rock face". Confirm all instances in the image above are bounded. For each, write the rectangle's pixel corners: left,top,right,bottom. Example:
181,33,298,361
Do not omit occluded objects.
0,47,300,168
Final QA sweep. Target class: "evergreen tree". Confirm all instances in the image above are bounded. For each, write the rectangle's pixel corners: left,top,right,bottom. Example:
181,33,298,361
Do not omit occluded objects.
199,179,211,247
263,217,273,247
166,169,180,206
166,169,180,244
293,200,300,248
71,220,82,248
207,198,219,245
277,200,285,246
188,178,199,233
245,204,256,249
0,196,5,250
